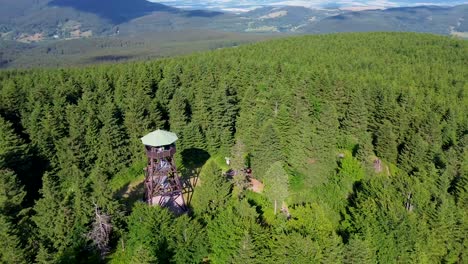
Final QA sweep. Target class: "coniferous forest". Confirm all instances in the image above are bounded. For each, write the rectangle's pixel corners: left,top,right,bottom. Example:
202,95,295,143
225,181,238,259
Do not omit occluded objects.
0,32,467,263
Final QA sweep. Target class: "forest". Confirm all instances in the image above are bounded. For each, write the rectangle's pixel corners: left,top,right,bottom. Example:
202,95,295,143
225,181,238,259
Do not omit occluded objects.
0,32,467,263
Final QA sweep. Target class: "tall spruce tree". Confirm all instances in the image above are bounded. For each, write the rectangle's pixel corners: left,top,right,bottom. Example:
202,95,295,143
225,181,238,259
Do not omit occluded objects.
252,121,283,180
374,120,399,164
264,162,289,215
96,100,129,178
191,160,231,221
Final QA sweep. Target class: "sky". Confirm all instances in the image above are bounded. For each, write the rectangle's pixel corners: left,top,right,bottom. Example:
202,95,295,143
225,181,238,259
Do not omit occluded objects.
149,0,468,12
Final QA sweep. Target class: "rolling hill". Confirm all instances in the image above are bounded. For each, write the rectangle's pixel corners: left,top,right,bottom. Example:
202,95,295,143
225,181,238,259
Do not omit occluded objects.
1,1,467,69
1,1,467,42
0,0,222,41
304,5,468,35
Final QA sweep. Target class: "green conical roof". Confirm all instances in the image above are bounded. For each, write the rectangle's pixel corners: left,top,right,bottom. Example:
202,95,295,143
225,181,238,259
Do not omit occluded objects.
141,129,178,147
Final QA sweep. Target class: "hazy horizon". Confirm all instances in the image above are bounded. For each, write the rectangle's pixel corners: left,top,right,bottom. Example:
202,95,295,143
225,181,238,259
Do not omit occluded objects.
149,0,468,12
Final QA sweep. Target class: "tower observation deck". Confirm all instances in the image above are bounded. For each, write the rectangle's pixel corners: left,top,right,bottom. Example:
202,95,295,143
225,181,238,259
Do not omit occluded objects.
141,130,185,211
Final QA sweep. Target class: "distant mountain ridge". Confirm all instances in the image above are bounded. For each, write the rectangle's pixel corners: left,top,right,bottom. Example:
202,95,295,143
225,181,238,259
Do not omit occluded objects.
305,5,468,35
49,0,177,23
209,4,467,35
0,0,467,43
0,0,222,41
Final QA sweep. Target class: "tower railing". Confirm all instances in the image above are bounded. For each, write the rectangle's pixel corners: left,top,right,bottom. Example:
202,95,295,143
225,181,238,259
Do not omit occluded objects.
146,146,176,159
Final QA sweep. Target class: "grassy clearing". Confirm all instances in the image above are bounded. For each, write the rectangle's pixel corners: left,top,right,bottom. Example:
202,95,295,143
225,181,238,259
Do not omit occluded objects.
110,160,146,193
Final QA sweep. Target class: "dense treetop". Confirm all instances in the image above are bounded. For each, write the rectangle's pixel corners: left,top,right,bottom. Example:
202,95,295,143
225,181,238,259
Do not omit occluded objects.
0,32,467,263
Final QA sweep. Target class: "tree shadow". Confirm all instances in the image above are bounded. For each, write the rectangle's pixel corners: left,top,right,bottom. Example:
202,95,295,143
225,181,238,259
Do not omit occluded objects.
113,148,210,211
114,180,145,211
181,148,210,173
180,148,210,205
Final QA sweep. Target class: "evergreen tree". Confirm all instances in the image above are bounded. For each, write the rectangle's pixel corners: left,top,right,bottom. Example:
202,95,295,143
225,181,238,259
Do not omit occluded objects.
170,215,209,264
0,116,29,173
0,169,26,218
191,160,231,221
270,232,320,263
122,90,151,162
168,89,190,149
96,100,129,178
264,161,289,215
207,200,258,264
398,133,429,174
0,215,27,264
122,203,173,263
252,121,283,180
308,103,340,186
374,120,399,164
230,139,249,198
344,236,376,264
33,173,74,262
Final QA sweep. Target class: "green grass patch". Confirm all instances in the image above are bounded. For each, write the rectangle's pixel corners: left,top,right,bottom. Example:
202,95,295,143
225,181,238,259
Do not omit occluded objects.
244,190,278,224
211,154,230,172
289,170,305,193
110,160,146,192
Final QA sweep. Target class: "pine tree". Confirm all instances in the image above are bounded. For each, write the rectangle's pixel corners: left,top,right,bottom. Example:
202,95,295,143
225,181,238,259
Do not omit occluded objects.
398,133,429,174
230,139,249,198
286,104,315,180
55,105,88,172
170,215,208,264
0,215,27,264
191,160,231,220
0,169,26,217
308,103,340,186
124,203,173,263
33,173,73,262
252,121,283,180
212,80,239,154
207,200,258,264
168,89,190,150
355,132,374,163
120,72,152,161
374,120,399,164
0,79,24,123
235,86,261,152
344,236,376,264
123,99,149,162
0,116,29,172
264,162,289,215
182,122,206,150
341,88,369,137
156,63,182,107
269,232,320,263
274,103,292,154
96,100,129,178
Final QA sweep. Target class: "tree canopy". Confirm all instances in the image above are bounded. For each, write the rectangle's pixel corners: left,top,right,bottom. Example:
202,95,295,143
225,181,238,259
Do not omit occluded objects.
0,32,466,263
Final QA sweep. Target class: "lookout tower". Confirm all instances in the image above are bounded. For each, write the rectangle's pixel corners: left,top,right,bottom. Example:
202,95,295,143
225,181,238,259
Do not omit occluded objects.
141,130,185,210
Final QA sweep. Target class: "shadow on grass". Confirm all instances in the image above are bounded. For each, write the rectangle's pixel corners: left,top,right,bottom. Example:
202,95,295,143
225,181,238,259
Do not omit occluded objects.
115,180,145,212
113,148,210,211
180,148,210,205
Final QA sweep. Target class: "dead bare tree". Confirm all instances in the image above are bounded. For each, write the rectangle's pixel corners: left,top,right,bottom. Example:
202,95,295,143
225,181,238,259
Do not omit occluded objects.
87,203,112,257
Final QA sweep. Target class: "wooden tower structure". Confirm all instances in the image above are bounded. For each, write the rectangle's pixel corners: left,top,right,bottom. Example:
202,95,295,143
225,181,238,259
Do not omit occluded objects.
141,130,185,210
